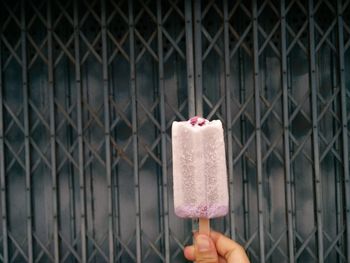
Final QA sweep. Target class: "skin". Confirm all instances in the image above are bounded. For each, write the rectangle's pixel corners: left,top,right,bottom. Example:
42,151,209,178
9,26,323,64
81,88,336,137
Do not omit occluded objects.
184,231,250,263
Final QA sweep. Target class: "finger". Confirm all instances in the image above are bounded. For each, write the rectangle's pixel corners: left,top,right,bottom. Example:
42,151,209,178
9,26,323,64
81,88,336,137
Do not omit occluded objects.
184,245,225,262
184,245,195,261
210,231,250,263
194,234,219,263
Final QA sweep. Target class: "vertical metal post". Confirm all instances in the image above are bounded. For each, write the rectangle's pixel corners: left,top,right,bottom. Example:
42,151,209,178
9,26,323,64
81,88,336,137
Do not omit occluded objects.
185,0,195,117
223,0,235,239
280,1,295,262
110,75,121,261
194,0,202,117
156,1,170,262
128,1,142,262
330,24,342,262
252,0,265,261
21,1,33,262
101,1,114,262
337,0,350,259
241,71,251,241
65,62,77,251
238,41,250,241
308,0,323,261
47,1,59,262
287,55,297,243
0,16,9,263
73,1,87,261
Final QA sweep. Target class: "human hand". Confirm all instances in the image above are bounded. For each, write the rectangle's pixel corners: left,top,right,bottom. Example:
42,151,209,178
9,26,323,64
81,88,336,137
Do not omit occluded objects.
184,231,250,263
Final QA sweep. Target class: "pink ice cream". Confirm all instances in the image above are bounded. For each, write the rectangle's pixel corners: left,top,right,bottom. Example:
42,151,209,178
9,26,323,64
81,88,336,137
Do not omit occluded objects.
172,117,229,218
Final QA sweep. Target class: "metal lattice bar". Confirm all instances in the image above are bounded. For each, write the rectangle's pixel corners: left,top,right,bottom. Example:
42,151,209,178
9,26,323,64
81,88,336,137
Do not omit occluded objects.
156,1,170,262
47,0,60,261
252,0,265,261
128,1,142,262
308,0,324,261
185,0,195,118
21,1,34,262
337,0,350,260
281,1,295,262
287,42,298,263
0,12,9,263
73,0,87,261
240,45,251,251
194,0,203,116
101,0,114,262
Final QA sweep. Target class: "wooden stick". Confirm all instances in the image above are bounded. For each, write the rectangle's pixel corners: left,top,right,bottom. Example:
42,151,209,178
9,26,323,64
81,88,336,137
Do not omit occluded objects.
199,218,210,235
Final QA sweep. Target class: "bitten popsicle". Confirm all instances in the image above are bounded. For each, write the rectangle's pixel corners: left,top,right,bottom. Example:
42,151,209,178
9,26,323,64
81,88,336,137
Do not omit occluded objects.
172,116,229,233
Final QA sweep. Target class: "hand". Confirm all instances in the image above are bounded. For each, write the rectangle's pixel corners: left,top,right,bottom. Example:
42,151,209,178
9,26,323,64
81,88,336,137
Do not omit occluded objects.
184,231,250,263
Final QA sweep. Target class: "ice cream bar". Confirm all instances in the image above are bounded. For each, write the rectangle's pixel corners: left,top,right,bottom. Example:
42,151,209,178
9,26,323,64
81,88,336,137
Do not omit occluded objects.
172,116,229,219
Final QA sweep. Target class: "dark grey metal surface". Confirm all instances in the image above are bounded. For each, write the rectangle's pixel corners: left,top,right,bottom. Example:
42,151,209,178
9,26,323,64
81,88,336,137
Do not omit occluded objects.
0,0,349,262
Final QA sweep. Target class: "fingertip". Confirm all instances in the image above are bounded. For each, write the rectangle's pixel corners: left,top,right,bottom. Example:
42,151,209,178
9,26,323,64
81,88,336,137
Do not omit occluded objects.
183,245,195,261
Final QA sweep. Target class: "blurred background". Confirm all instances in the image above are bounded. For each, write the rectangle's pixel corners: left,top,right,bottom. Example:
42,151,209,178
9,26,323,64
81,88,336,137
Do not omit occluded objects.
0,0,349,262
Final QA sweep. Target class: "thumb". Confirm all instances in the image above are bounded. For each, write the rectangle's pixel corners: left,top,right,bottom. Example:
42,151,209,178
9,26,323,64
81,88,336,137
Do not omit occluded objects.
194,234,219,263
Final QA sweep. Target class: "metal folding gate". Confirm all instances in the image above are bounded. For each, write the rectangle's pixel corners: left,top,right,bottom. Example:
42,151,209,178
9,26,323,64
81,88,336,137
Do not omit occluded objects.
0,0,350,262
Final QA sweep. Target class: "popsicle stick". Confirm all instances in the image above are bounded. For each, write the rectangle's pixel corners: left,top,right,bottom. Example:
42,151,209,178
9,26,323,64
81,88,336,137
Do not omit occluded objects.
199,218,210,235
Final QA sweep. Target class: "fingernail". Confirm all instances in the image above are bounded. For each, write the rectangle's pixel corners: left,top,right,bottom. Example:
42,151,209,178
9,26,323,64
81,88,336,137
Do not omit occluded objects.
196,235,210,252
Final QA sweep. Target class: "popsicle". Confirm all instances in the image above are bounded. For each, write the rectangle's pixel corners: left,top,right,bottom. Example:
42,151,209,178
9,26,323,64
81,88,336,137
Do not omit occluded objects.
172,116,228,233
